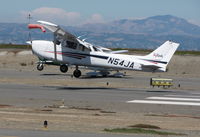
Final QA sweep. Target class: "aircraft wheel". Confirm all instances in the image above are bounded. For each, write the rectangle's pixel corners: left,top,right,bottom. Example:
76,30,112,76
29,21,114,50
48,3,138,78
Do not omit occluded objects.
60,64,68,73
102,74,108,77
73,69,81,78
37,64,44,71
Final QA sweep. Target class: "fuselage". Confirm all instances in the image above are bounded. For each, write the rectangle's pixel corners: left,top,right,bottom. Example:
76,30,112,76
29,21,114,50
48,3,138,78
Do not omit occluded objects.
31,40,160,72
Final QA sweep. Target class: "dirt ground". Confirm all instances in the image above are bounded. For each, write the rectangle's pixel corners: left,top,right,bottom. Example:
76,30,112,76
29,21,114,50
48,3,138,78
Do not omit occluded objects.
0,106,199,134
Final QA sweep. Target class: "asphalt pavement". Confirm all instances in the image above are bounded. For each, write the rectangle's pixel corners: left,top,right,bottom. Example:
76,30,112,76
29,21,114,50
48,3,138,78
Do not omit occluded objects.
0,128,151,137
1,69,200,136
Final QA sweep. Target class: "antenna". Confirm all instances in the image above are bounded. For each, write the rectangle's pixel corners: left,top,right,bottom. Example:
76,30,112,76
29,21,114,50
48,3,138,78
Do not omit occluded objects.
27,14,32,42
28,14,32,24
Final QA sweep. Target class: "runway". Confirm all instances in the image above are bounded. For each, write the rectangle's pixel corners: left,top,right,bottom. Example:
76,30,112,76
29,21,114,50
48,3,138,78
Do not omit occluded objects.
0,128,151,137
0,69,200,136
1,82,200,115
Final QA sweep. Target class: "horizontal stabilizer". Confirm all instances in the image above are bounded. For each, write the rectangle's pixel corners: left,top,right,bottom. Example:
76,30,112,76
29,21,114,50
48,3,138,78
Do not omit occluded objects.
110,50,128,54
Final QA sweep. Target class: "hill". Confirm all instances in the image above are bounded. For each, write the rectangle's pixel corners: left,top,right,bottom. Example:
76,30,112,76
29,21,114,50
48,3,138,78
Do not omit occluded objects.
0,15,200,50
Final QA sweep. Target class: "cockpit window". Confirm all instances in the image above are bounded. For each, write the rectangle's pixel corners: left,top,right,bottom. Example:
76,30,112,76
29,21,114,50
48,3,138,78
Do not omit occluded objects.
78,44,84,51
66,41,77,49
78,44,91,52
93,46,99,51
93,46,97,51
54,39,61,45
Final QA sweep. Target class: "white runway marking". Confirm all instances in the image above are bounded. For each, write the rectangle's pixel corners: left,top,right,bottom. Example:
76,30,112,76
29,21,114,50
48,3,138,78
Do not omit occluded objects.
127,95,200,106
147,97,200,101
165,95,200,98
126,100,200,106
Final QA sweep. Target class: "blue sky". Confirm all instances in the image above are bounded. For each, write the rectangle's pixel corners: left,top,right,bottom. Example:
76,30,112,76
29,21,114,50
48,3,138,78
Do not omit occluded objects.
0,0,199,26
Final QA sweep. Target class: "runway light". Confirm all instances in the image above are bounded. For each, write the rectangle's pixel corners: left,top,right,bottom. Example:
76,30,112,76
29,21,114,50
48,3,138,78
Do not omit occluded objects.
59,99,65,108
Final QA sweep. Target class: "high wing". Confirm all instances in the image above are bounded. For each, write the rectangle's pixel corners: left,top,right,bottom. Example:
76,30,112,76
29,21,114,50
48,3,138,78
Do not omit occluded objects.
37,21,78,43
29,21,130,54
95,45,128,54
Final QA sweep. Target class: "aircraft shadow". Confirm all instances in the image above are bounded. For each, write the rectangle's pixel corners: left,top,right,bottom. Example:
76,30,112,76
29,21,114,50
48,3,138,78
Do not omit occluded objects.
56,86,117,90
81,75,132,79
40,73,71,76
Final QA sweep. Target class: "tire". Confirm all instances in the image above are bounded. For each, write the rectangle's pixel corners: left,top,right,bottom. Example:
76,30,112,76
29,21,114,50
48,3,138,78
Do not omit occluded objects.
102,74,108,77
73,69,81,78
60,65,68,73
37,64,44,71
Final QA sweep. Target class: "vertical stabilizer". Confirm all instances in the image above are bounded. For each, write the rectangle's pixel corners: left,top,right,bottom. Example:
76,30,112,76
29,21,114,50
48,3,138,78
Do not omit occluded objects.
145,41,179,66
140,41,179,72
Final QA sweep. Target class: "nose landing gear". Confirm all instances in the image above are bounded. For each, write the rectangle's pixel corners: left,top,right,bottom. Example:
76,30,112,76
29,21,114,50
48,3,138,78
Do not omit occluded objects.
37,64,44,71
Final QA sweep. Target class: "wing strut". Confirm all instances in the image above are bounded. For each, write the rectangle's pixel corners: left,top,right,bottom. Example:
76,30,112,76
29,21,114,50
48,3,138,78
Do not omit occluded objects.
53,28,61,61
53,33,57,61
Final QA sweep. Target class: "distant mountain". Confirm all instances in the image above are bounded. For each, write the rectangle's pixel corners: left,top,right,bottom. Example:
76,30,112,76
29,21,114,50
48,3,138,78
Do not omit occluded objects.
78,15,200,36
0,15,200,50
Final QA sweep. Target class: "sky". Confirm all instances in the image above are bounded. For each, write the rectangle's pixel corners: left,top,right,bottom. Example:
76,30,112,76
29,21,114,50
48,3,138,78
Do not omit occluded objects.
0,0,199,26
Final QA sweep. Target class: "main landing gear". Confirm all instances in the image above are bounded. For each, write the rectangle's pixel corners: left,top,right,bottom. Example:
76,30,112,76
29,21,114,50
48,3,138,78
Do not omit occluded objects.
73,66,81,78
60,64,81,78
60,64,68,73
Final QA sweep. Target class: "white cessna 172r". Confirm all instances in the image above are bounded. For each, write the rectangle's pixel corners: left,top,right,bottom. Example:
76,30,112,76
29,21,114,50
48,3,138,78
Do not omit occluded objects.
28,21,179,78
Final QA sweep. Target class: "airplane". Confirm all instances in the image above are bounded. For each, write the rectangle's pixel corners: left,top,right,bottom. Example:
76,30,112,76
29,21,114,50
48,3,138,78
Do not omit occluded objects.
27,21,180,78
33,44,128,77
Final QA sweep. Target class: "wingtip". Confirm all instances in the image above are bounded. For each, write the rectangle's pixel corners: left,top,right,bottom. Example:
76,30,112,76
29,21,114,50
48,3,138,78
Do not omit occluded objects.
37,20,58,27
